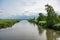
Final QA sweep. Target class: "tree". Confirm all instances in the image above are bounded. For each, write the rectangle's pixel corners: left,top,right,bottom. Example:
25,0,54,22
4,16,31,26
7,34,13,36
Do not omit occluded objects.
57,15,60,23
37,13,45,22
45,4,57,27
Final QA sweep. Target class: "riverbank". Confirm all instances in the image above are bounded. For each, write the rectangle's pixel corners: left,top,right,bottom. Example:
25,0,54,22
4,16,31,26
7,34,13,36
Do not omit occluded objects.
28,19,60,31
0,19,20,29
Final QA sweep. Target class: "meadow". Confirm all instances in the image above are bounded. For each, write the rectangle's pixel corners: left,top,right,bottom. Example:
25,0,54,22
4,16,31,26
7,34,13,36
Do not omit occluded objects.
0,19,20,29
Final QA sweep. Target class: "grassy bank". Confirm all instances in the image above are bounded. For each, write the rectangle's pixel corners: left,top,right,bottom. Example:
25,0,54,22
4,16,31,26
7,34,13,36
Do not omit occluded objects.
0,19,20,29
28,19,60,31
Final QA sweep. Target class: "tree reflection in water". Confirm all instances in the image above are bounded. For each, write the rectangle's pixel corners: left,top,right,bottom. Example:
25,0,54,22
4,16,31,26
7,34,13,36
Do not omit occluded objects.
28,21,60,40
37,24,60,40
37,25,44,35
46,29,60,40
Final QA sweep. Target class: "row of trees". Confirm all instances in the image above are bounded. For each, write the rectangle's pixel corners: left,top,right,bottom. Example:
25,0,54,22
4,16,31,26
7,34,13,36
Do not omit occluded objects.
37,4,60,27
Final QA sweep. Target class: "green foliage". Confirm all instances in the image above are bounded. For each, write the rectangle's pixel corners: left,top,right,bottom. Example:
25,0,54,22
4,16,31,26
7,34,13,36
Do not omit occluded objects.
39,21,46,23
28,18,38,24
0,19,20,29
28,4,60,30
37,13,46,22
57,15,60,23
45,4,57,27
39,21,46,26
53,23,60,30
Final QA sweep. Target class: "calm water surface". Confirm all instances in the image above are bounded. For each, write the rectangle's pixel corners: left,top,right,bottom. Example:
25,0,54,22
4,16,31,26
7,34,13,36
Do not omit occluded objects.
0,20,60,40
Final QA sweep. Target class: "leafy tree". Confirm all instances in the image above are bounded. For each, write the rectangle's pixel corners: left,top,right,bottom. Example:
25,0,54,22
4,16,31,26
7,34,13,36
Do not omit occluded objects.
58,15,60,18
37,13,45,22
57,15,60,23
45,4,57,27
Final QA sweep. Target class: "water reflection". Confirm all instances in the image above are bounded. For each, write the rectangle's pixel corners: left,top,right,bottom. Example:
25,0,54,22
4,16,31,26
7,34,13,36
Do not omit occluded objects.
46,29,60,40
30,21,60,40
36,25,44,35
36,24,60,40
0,20,60,40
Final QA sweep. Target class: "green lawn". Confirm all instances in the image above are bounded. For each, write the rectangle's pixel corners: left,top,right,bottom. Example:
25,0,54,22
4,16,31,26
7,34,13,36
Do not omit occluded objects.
0,19,20,29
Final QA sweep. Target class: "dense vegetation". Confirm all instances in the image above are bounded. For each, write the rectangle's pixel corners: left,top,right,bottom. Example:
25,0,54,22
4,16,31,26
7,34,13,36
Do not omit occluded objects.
28,4,60,30
0,19,20,29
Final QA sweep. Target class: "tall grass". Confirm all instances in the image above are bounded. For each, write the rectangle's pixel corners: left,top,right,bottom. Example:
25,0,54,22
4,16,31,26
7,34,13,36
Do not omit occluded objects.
0,19,20,29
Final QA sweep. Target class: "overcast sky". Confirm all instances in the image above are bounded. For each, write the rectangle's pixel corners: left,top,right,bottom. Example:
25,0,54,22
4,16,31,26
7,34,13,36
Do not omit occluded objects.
0,0,60,18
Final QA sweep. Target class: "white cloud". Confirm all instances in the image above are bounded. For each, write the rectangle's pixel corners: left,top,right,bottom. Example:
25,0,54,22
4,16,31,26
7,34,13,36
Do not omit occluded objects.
1,0,60,18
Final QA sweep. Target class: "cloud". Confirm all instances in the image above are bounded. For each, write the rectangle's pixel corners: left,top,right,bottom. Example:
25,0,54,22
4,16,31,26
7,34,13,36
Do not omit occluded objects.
0,0,60,19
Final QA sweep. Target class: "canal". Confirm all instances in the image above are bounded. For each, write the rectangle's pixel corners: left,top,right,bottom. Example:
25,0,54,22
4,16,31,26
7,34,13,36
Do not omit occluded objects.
0,20,60,40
